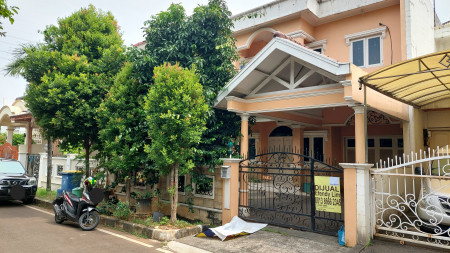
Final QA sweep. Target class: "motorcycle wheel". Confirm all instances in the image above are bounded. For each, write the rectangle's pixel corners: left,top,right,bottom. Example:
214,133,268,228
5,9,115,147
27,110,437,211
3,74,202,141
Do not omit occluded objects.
54,213,64,224
78,211,99,231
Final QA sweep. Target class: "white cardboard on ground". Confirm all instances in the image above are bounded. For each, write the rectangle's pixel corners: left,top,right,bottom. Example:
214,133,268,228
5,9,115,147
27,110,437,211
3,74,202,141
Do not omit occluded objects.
210,216,267,241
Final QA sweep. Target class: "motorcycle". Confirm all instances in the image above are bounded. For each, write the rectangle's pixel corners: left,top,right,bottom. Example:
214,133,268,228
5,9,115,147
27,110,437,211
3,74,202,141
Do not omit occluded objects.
52,177,102,231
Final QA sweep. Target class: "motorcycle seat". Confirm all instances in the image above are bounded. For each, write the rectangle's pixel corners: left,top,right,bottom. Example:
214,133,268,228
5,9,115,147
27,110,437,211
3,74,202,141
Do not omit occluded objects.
66,191,80,203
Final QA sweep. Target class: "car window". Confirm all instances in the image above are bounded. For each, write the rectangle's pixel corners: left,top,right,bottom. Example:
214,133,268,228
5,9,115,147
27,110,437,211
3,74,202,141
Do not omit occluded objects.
431,158,450,176
0,161,26,174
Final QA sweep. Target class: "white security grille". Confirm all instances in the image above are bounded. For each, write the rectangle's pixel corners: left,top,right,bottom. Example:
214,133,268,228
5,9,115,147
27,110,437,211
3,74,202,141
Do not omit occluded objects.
372,146,450,250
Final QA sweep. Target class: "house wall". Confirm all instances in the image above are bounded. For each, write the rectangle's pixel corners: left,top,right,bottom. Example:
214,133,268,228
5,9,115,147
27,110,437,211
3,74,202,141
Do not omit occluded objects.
435,23,450,51
404,0,435,59
251,111,403,164
157,167,223,225
423,110,450,150
235,4,404,73
314,4,403,71
37,154,98,190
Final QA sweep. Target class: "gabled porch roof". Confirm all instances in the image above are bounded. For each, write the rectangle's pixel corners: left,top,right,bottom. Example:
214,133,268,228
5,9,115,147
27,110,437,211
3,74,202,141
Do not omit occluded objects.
215,37,351,109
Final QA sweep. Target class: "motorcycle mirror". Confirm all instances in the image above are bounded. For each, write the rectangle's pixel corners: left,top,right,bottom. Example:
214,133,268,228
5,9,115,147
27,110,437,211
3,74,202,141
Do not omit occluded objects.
89,188,104,205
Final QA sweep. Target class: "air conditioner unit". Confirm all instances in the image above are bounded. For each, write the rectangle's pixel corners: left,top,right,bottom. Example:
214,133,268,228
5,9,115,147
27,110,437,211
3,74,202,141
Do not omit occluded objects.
221,166,230,179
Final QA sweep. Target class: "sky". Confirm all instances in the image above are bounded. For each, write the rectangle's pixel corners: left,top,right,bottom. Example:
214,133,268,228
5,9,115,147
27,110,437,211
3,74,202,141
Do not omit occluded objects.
0,0,449,107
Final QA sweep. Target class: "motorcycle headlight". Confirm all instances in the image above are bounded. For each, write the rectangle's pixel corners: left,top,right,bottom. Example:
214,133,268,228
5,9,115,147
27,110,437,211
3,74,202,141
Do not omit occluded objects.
28,177,37,186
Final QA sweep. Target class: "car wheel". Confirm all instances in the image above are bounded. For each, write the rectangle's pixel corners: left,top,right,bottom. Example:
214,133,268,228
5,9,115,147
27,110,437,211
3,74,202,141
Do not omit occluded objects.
55,213,64,224
23,197,35,205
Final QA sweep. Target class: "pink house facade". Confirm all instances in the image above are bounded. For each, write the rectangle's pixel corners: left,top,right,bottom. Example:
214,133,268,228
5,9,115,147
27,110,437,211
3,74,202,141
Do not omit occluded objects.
217,0,442,166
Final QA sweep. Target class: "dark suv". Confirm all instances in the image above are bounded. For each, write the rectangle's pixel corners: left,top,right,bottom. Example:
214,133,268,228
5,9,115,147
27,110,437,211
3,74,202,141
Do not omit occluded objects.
0,158,37,204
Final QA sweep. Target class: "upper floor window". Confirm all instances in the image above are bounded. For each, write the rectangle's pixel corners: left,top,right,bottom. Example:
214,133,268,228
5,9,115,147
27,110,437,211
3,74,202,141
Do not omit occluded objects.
351,36,381,67
345,27,385,68
306,39,327,55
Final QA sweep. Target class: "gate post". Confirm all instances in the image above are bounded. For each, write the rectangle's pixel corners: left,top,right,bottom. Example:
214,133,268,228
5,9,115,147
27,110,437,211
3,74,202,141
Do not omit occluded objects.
340,163,373,247
220,158,241,224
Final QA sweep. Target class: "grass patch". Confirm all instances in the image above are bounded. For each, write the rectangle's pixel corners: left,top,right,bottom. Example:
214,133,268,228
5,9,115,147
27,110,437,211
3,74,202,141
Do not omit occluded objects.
36,188,57,201
131,216,195,229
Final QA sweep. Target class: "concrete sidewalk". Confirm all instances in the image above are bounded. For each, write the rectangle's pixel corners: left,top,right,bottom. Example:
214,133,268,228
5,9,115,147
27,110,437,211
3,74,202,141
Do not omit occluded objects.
168,225,445,253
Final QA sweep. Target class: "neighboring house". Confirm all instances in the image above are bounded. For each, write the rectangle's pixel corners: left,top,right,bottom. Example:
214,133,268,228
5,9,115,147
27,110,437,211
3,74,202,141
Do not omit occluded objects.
215,0,447,165
0,98,42,162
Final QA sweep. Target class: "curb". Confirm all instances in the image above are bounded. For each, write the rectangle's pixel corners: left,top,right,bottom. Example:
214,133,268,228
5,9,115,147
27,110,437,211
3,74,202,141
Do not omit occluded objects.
34,197,202,242
99,215,202,241
168,241,212,253
34,197,53,209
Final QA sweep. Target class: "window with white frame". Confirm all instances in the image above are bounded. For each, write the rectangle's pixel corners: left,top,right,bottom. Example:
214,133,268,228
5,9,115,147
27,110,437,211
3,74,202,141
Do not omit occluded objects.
193,175,214,199
345,27,385,68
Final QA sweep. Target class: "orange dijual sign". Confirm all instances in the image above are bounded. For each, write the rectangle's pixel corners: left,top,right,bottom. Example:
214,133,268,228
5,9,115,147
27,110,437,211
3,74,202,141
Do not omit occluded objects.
314,176,341,213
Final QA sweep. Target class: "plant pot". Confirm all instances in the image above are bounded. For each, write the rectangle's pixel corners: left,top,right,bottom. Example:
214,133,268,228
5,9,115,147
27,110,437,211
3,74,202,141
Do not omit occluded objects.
136,198,152,214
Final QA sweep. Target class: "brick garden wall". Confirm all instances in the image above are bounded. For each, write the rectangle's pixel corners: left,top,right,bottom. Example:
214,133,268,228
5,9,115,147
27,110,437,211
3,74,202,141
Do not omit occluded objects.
159,167,223,225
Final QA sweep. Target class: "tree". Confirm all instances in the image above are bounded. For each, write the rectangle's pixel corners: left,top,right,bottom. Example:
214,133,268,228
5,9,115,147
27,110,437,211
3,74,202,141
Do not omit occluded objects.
7,5,126,177
145,63,209,223
97,49,153,202
0,0,18,37
143,0,240,169
12,133,24,146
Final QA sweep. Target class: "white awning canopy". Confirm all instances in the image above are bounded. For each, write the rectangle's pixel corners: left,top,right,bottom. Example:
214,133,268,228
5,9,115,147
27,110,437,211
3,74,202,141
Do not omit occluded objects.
359,50,450,108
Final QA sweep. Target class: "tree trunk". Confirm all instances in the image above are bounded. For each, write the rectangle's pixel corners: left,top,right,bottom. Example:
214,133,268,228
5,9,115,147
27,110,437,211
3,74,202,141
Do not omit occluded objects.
84,140,90,178
46,138,52,192
170,163,179,224
126,175,131,203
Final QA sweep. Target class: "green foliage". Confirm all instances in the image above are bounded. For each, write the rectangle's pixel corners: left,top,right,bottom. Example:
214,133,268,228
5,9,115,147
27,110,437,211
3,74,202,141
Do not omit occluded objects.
158,216,170,226
0,0,18,37
113,201,132,220
0,133,25,146
35,188,57,201
96,59,152,183
7,5,126,176
145,63,209,175
132,216,194,228
131,190,153,199
143,0,241,169
12,133,24,146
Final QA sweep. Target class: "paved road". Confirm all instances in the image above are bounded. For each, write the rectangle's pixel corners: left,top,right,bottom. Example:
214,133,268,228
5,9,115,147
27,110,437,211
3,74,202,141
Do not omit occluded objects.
0,200,172,253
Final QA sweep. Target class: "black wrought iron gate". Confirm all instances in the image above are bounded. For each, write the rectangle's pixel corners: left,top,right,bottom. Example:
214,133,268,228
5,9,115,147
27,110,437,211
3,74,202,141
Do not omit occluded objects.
26,154,40,181
239,152,344,235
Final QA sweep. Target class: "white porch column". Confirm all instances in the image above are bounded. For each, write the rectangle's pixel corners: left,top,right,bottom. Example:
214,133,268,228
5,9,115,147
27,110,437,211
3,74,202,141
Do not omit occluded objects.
240,114,249,158
6,126,14,144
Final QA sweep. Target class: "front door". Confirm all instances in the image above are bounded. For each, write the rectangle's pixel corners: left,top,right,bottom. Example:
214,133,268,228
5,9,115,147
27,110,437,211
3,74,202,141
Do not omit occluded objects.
268,136,292,152
304,137,324,162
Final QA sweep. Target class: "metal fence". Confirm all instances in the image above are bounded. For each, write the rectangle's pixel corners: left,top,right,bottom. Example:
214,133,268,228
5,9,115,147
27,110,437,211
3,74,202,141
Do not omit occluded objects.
372,145,450,250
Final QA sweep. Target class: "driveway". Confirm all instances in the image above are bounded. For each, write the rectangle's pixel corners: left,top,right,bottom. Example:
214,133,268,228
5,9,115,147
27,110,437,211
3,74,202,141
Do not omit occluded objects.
0,200,172,253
